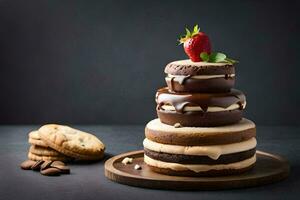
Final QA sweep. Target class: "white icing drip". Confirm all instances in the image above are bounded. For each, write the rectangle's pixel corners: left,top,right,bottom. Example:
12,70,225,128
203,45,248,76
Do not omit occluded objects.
144,154,256,173
143,138,257,160
146,118,255,135
166,74,235,80
160,102,246,112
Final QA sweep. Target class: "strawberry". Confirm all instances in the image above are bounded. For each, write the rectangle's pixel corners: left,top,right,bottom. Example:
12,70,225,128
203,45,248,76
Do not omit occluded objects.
179,25,211,62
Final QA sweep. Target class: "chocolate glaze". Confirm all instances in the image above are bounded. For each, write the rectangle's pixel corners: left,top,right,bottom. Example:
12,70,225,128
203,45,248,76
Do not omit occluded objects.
157,109,243,127
156,88,246,113
144,148,256,165
166,76,235,93
172,75,192,85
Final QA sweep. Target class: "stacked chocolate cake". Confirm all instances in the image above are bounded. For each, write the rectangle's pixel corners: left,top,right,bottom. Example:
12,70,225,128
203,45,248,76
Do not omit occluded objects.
143,59,257,176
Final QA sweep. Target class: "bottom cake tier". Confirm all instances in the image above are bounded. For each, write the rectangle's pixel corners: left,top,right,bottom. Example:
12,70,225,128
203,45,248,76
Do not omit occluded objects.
144,153,256,177
143,118,257,176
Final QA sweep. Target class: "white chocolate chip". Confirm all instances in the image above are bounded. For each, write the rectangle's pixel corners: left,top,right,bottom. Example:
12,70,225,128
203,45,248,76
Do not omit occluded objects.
121,157,133,165
174,123,182,128
134,164,141,170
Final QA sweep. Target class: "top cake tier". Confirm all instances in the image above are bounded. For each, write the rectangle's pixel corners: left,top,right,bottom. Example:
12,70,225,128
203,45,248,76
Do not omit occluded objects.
165,59,235,93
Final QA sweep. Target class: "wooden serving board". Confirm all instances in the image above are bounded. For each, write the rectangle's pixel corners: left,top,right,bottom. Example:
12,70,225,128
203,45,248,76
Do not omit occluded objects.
104,150,289,190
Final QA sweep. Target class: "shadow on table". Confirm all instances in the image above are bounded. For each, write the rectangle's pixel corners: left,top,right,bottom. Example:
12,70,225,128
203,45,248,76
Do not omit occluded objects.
70,152,114,165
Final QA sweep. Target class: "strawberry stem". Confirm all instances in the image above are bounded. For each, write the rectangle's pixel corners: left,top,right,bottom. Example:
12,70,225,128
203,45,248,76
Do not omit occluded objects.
178,25,200,44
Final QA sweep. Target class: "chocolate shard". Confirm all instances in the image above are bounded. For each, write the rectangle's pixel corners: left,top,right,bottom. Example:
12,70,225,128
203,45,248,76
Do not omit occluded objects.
40,167,61,176
51,162,70,174
31,160,44,171
41,161,53,170
20,160,36,170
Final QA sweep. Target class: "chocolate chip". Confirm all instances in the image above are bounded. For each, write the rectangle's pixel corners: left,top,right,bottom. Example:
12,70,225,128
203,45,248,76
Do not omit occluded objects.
20,160,36,170
41,161,53,170
134,164,142,170
31,160,44,171
40,167,61,176
174,123,182,128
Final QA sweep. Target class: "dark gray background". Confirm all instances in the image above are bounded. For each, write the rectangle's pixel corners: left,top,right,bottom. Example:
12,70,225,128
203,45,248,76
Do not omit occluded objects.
0,0,299,125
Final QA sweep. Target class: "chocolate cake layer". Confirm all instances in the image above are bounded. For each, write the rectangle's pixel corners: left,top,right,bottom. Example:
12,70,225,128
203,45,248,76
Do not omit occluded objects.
144,154,256,177
145,118,256,146
165,75,235,93
156,87,246,127
165,60,234,76
157,109,242,127
148,164,255,177
144,148,256,164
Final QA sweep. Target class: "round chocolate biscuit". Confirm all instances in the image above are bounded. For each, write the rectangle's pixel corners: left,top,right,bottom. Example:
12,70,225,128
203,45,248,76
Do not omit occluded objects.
145,118,256,146
164,60,235,92
165,60,234,76
156,88,246,127
144,148,256,164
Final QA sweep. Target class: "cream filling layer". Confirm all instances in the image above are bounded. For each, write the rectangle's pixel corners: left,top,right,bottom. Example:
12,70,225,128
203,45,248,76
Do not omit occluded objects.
144,154,256,173
143,137,257,160
146,118,255,134
166,74,235,80
160,102,246,112
168,60,233,67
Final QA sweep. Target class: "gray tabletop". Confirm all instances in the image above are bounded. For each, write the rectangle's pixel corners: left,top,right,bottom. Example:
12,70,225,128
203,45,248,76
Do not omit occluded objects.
1,125,299,200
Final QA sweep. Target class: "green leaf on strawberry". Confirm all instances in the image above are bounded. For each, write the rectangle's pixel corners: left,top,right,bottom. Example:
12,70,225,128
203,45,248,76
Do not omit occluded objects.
210,52,226,63
200,52,238,64
179,25,200,44
200,52,210,62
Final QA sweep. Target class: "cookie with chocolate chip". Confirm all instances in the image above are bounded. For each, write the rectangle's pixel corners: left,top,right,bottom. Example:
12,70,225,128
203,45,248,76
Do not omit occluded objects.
38,125,105,161
28,131,48,147
28,152,71,162
29,145,62,157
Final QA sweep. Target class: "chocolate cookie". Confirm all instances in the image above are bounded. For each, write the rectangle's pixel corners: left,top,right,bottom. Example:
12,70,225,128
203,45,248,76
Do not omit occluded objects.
164,60,235,92
145,118,256,146
156,88,246,127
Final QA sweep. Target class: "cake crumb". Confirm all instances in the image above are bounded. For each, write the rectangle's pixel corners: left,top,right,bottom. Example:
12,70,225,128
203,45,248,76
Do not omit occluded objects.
122,157,133,165
174,123,182,128
134,164,142,170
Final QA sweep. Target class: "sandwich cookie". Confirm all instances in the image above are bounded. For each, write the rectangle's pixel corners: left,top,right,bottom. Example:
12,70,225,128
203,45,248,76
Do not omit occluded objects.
143,137,257,160
145,155,256,177
165,60,235,93
145,118,256,146
156,88,246,127
143,134,257,176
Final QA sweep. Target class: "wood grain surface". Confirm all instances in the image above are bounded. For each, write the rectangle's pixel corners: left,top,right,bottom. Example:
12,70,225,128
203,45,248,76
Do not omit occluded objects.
104,150,289,190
